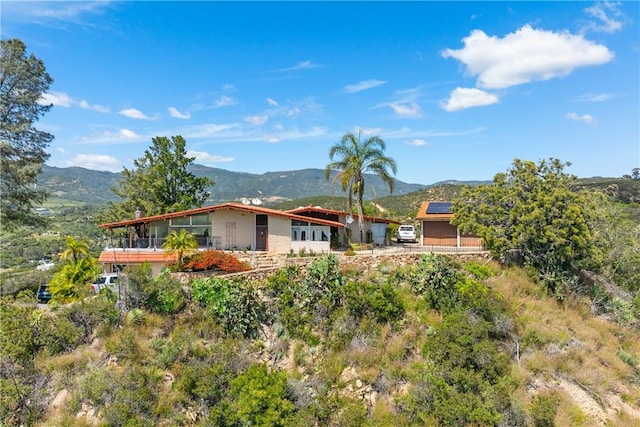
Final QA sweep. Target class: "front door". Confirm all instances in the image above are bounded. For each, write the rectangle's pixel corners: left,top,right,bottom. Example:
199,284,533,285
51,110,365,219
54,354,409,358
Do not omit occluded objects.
256,215,268,251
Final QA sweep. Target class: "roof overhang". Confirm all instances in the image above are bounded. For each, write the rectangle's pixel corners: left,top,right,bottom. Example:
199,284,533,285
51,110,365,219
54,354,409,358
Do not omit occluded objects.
99,203,344,230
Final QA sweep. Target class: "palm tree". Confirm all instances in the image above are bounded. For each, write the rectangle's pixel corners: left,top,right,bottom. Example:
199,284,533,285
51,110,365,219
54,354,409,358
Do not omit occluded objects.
49,257,100,303
60,236,90,263
162,229,198,268
50,236,99,302
324,130,397,243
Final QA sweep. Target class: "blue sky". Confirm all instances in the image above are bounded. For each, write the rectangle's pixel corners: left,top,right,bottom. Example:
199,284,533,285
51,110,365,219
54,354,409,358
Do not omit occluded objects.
2,1,638,185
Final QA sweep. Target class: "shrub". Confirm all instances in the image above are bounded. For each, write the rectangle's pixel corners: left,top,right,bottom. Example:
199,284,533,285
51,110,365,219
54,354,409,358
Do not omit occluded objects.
212,364,294,427
408,254,462,312
105,365,162,426
144,271,185,314
183,250,250,273
126,308,146,326
191,277,267,338
463,260,496,280
530,392,559,427
343,280,405,323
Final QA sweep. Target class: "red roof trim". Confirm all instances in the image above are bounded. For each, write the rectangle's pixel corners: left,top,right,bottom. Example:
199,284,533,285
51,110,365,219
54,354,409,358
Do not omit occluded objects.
98,203,344,229
285,205,400,224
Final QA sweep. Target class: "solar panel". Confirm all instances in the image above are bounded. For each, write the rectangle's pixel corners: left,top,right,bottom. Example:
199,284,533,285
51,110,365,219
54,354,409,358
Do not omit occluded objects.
426,202,452,214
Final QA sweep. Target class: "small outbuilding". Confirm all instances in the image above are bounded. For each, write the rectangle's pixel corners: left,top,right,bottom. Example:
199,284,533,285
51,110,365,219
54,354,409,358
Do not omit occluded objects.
416,201,483,250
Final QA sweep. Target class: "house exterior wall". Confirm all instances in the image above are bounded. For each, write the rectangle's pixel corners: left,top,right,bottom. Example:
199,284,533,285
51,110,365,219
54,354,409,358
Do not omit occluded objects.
211,210,254,250
268,216,292,253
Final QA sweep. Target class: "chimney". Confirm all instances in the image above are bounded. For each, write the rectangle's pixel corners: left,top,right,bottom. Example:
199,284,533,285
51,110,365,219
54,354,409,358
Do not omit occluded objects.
134,207,143,219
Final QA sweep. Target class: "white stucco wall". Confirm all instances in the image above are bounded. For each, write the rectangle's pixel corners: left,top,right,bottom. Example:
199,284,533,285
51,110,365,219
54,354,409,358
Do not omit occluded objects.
268,216,292,253
211,209,255,250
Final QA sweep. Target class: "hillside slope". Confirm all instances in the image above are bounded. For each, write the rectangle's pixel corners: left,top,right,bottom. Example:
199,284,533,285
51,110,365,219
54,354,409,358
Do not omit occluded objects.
4,253,638,426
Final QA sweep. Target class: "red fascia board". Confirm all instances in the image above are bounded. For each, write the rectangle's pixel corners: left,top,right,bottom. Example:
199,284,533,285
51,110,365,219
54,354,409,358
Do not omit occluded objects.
98,203,344,230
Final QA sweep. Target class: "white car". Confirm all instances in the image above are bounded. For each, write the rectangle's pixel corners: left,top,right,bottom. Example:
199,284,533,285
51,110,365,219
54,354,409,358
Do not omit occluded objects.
397,225,416,243
90,274,120,293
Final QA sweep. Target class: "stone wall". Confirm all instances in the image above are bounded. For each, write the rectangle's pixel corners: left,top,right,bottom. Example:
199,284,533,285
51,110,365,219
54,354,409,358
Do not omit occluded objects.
172,251,491,285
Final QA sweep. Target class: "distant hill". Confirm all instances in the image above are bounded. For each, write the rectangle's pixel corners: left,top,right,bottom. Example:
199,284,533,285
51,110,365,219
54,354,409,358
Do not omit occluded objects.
37,164,428,205
37,165,639,213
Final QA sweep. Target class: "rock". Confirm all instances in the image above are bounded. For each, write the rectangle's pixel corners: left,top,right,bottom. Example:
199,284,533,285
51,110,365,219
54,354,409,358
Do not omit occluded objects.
51,389,70,409
355,379,363,389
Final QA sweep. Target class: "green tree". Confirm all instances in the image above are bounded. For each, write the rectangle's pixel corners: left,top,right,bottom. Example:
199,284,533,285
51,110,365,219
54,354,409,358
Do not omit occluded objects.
452,158,602,288
102,135,213,221
324,130,397,242
60,235,90,264
0,39,53,227
162,229,198,268
49,237,99,302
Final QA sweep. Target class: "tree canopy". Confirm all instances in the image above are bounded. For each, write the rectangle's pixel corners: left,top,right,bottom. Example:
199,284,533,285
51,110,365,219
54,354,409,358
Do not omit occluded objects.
0,39,53,227
451,158,602,288
101,135,213,222
324,130,397,242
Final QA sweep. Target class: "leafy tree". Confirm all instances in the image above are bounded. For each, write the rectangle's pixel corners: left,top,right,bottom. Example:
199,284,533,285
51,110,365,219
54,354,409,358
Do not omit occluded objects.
162,229,198,268
49,237,99,302
452,158,602,290
0,39,53,227
60,235,90,263
102,135,213,221
632,167,640,180
324,130,397,242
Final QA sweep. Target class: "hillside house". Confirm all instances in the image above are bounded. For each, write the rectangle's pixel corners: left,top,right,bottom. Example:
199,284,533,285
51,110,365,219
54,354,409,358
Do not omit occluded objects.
285,206,399,246
97,203,343,274
416,201,483,250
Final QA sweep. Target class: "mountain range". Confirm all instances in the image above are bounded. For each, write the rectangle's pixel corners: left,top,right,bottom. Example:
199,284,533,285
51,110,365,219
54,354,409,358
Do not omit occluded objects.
37,164,468,205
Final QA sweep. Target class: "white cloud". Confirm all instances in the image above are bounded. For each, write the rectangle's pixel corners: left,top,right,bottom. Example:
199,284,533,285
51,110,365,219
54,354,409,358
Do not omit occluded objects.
39,91,73,107
406,139,430,146
66,154,120,172
573,93,613,102
442,25,614,89
442,87,500,112
118,128,139,139
188,150,234,164
566,112,596,124
266,98,279,107
266,136,280,143
286,107,301,116
78,99,109,113
271,60,324,73
354,127,383,136
168,106,191,119
244,115,269,126
214,95,236,107
39,92,109,112
182,123,238,139
389,102,422,118
2,1,110,25
119,108,151,120
344,79,387,94
583,2,624,33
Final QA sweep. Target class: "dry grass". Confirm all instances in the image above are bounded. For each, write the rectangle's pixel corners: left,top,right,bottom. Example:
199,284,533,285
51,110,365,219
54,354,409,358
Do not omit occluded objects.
490,265,640,425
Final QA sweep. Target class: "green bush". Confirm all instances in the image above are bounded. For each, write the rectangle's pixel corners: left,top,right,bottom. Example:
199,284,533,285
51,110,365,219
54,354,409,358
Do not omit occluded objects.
192,277,266,338
463,260,496,280
343,280,404,323
408,253,462,313
530,392,559,427
211,364,294,427
105,365,162,426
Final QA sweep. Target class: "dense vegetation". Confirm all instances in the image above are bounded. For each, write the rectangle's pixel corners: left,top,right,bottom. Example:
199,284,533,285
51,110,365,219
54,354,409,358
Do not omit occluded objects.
1,253,638,426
